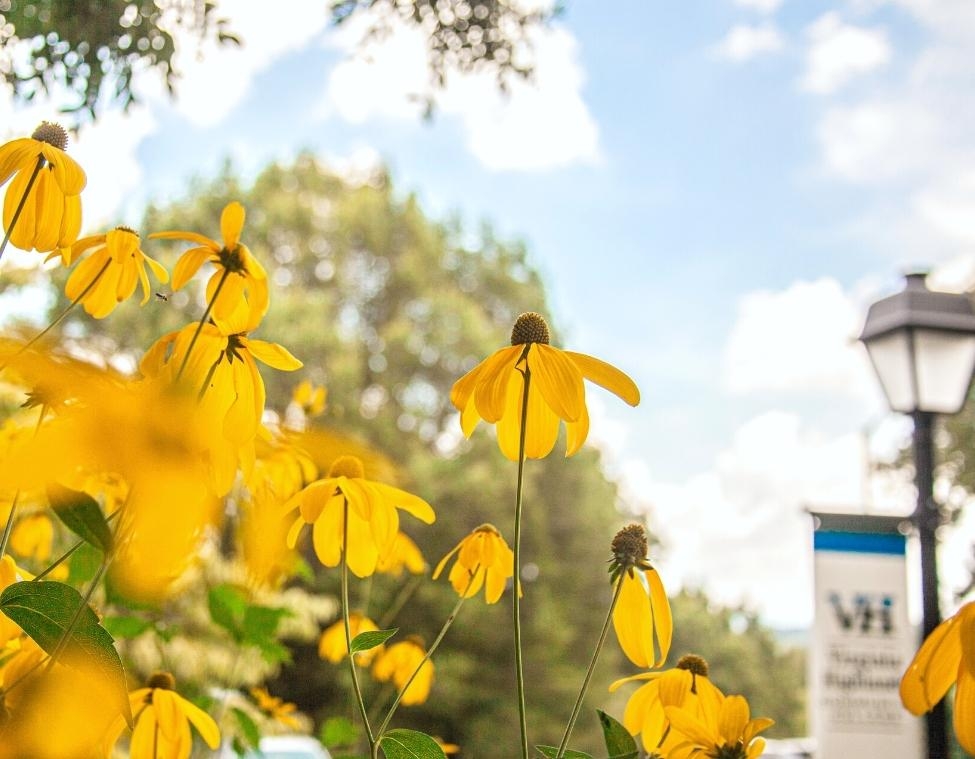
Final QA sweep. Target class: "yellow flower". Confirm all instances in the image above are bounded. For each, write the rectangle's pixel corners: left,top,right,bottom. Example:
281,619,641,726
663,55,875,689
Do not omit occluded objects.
286,455,435,578
250,687,301,730
372,637,434,706
665,693,773,759
450,312,640,460
900,601,975,753
9,512,53,562
432,523,514,603
151,201,269,331
293,379,327,417
609,654,724,755
376,530,427,577
0,556,32,647
64,226,169,318
141,321,302,494
435,737,460,754
609,524,672,669
319,612,382,665
109,672,220,759
0,122,85,256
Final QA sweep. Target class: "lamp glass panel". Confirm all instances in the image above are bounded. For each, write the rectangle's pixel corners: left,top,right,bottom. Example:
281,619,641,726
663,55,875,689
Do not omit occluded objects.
864,331,915,413
914,328,975,414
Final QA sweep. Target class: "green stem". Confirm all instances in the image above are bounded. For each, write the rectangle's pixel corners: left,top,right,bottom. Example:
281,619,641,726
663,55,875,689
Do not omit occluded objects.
513,365,532,759
555,574,626,758
0,155,45,263
0,491,20,561
32,507,120,582
376,571,475,739
341,496,376,751
176,266,231,382
196,354,223,400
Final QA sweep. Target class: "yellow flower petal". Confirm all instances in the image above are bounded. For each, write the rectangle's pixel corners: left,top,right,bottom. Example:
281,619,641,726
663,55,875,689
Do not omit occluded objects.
900,611,962,714
528,343,584,421
246,338,303,371
474,346,523,423
221,201,246,249
566,350,641,406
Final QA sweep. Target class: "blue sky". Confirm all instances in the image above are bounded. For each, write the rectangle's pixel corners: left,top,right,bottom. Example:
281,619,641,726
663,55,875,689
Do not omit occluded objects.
3,0,975,628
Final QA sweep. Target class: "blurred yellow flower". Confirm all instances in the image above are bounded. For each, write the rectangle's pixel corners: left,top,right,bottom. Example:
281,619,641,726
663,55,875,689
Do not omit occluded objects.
319,612,381,665
435,737,460,755
609,655,724,755
9,512,53,562
64,226,169,318
237,488,299,589
0,653,118,759
109,672,220,759
609,524,672,669
372,637,433,706
0,122,85,256
141,321,302,493
151,201,269,331
250,687,301,730
293,379,327,417
900,601,975,753
432,523,514,603
665,693,773,759
451,312,640,460
376,530,427,577
0,555,32,647
287,455,435,578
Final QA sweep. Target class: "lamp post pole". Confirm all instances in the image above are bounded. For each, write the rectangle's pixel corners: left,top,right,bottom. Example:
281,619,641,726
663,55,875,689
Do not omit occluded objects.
912,409,947,759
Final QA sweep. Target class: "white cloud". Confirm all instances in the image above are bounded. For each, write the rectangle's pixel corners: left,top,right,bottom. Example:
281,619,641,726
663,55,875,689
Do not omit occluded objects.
714,23,785,62
723,278,875,399
733,0,783,12
621,411,873,628
801,13,891,94
322,15,600,172
811,7,975,259
72,107,158,230
142,0,330,127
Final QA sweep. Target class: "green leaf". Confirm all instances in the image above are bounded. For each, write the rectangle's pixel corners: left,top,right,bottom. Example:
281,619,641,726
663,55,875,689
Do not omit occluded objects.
0,580,131,727
67,541,101,585
232,706,261,749
321,715,359,748
102,615,151,639
208,584,248,641
242,604,290,642
47,484,113,552
535,747,594,759
598,710,638,758
380,729,446,759
351,627,398,654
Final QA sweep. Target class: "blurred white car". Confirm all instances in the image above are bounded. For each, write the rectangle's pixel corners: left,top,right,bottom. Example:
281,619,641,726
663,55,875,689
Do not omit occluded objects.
220,735,332,759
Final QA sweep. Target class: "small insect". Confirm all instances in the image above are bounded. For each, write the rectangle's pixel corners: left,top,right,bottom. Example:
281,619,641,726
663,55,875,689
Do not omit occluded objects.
154,292,169,302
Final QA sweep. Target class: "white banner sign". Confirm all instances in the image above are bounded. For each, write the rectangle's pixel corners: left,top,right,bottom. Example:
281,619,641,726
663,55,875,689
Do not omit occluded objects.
810,526,922,759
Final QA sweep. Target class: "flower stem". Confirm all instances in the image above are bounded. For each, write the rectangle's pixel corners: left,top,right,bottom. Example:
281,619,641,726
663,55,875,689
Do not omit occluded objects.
341,497,376,751
376,571,475,739
0,155,45,263
44,559,108,673
0,259,111,372
555,574,626,758
513,365,532,759
176,266,231,381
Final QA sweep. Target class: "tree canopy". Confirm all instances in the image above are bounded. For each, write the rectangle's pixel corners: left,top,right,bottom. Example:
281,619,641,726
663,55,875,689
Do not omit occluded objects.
0,0,556,124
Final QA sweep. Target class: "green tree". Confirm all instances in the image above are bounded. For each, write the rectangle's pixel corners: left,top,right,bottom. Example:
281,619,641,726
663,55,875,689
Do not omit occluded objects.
0,0,556,125
55,155,807,752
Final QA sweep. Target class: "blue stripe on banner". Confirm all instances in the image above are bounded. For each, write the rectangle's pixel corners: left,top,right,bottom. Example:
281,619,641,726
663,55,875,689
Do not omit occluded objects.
814,531,906,555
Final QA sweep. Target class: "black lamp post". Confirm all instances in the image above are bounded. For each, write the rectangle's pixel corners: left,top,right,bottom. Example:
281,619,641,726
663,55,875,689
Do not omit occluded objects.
859,271,975,759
